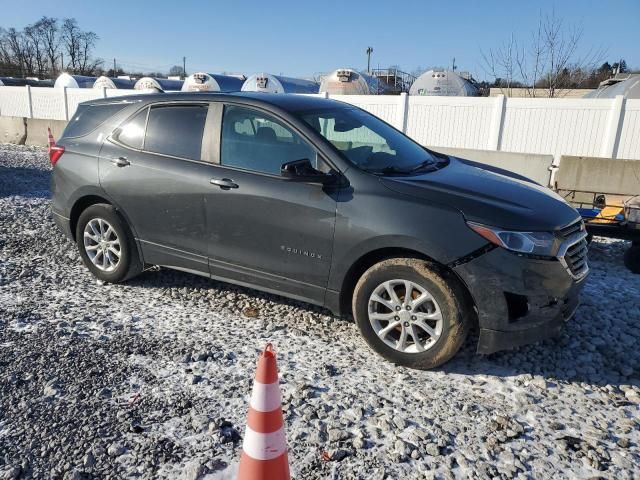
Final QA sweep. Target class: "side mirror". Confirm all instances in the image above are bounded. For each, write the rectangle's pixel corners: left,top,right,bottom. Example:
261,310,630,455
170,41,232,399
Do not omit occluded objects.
281,159,336,184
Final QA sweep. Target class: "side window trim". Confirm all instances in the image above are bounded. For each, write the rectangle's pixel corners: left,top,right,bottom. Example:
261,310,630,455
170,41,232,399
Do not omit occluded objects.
140,106,151,151
202,102,223,164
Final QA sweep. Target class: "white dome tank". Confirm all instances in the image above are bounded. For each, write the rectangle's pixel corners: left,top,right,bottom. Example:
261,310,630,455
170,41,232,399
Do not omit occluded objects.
320,68,383,95
181,73,246,92
409,69,479,96
54,73,97,88
134,77,185,92
93,76,136,89
241,73,319,94
583,75,640,99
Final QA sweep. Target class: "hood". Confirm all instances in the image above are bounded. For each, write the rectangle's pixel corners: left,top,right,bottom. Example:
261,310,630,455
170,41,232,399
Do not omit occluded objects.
381,156,580,231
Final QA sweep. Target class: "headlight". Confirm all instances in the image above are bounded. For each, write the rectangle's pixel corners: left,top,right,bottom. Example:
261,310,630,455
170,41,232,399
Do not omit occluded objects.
467,222,557,256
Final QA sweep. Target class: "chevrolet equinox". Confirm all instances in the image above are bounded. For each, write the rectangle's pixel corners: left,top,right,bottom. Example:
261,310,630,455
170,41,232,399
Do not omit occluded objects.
50,93,589,369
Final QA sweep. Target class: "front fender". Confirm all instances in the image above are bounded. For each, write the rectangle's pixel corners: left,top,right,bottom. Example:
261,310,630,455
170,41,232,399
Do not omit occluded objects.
327,184,487,293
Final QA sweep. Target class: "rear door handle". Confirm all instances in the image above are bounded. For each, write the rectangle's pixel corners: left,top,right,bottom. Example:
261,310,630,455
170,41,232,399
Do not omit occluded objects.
210,178,238,190
110,157,130,167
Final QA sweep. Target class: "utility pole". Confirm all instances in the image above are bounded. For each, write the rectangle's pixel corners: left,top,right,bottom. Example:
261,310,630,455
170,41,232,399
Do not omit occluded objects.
113,58,116,75
452,57,456,72
366,47,373,74
183,56,186,79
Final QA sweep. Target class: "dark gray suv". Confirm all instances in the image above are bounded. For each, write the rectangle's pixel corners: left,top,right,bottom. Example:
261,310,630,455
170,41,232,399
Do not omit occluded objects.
50,92,589,369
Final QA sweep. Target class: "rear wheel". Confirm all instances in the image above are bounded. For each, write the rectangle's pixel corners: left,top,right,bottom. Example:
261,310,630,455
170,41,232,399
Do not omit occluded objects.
76,204,142,283
352,258,470,369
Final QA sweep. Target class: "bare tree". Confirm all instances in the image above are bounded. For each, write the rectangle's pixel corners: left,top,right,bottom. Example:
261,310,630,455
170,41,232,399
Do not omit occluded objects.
77,30,101,75
481,33,520,96
38,17,60,76
60,18,101,75
25,20,48,77
61,18,81,72
169,65,185,77
1,28,32,76
482,11,605,97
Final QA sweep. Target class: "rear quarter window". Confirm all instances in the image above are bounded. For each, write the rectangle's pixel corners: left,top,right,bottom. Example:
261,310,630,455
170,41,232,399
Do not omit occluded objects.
63,103,129,138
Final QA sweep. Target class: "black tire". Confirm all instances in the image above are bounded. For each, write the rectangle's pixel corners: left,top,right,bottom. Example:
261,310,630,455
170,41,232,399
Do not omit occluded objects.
75,203,143,283
624,245,640,274
352,258,470,370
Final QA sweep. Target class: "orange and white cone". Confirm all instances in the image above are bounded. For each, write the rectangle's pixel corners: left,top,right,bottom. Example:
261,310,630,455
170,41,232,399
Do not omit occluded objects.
237,343,290,480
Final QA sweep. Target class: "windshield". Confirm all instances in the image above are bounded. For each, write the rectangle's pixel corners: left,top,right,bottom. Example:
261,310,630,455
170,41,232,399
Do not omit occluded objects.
298,107,442,175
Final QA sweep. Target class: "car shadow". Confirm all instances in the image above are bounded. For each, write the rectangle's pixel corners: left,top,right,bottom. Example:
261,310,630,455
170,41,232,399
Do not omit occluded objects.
0,166,51,198
126,261,638,389
126,267,340,320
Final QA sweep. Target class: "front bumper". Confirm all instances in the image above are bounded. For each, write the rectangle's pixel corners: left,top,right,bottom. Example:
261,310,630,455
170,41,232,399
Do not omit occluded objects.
453,246,588,355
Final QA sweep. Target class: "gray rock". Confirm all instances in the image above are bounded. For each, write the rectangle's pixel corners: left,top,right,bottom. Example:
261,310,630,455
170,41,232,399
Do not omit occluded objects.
617,438,630,448
425,443,440,456
328,428,350,443
3,466,21,480
352,437,365,449
392,415,407,430
180,459,204,480
107,442,126,457
83,452,96,468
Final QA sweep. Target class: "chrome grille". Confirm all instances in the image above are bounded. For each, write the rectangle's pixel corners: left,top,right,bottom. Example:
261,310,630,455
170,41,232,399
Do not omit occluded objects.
564,238,589,278
558,219,584,239
556,219,589,279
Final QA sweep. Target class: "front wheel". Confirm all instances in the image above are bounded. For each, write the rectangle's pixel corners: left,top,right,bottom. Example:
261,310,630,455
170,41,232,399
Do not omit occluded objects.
352,258,470,370
75,204,142,283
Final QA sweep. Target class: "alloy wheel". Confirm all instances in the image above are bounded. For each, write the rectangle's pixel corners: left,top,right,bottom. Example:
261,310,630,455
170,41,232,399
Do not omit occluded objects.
367,279,443,353
83,218,121,272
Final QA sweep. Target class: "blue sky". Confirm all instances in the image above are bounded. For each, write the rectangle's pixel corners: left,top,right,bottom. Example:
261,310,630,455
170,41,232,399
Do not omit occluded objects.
3,0,639,79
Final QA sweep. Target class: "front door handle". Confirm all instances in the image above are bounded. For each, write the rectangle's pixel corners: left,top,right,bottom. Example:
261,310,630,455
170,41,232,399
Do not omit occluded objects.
210,178,238,190
110,157,130,167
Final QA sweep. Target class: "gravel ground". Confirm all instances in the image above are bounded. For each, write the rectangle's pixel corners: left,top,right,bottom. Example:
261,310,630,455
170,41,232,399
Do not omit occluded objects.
0,143,638,480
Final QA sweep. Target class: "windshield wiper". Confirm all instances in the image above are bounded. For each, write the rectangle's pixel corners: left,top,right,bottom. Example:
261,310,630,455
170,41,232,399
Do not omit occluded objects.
369,166,413,176
409,160,438,173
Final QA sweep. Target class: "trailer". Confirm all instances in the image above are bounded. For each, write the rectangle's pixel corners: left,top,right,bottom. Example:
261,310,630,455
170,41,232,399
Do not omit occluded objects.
555,155,640,273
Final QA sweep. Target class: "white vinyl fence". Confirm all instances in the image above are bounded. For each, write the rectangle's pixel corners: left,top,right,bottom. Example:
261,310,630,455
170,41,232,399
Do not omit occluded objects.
1,86,639,160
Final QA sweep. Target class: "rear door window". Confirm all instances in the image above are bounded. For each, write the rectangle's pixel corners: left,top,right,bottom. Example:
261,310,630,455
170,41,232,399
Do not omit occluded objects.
64,102,128,138
115,107,148,150
144,104,208,160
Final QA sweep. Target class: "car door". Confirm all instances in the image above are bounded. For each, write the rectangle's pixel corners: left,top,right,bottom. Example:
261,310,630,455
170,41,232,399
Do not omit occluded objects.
99,102,216,274
204,104,340,304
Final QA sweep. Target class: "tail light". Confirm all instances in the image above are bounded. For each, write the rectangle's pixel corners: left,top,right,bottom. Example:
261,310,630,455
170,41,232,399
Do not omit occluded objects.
47,127,65,166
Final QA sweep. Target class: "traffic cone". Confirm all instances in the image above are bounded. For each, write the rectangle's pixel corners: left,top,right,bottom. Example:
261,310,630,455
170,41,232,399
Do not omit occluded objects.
47,127,55,151
237,343,290,480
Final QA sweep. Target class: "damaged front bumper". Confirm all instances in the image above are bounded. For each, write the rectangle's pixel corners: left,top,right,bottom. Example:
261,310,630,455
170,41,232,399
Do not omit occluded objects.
453,246,588,355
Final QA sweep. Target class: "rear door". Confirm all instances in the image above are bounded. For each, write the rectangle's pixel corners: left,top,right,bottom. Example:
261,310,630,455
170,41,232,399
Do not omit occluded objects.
204,104,340,304
99,102,216,273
